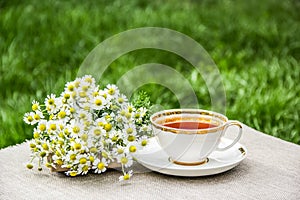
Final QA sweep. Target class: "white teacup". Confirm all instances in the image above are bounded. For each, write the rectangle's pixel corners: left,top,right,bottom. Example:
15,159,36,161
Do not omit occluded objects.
150,109,243,166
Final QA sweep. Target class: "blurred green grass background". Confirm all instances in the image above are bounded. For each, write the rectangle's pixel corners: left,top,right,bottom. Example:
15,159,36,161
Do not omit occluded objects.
1,0,299,148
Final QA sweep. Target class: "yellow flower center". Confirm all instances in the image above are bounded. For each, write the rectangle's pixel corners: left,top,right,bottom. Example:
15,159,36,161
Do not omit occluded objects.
82,85,89,91
64,129,70,136
70,171,77,176
104,123,112,132
75,81,80,87
45,162,52,168
135,113,140,119
27,115,33,122
101,152,108,159
33,132,40,139
125,112,131,119
81,133,88,141
121,157,128,164
108,88,115,95
120,110,126,116
95,99,102,106
32,104,39,111
117,148,124,154
26,163,33,169
79,157,87,164
68,84,75,91
64,93,70,99
39,124,46,132
112,135,118,142
74,143,81,150
141,140,147,146
123,174,130,180
79,113,86,119
70,154,76,161
127,135,135,142
126,128,133,134
79,91,86,98
85,77,93,83
111,105,118,111
58,111,66,119
94,129,101,136
129,145,137,153
90,147,97,153
58,132,64,138
70,107,75,113
89,156,95,162
118,98,124,103
82,165,89,172
40,151,46,157
42,143,49,150
56,159,63,165
48,99,55,105
73,126,80,133
93,91,99,97
50,124,56,131
97,162,105,170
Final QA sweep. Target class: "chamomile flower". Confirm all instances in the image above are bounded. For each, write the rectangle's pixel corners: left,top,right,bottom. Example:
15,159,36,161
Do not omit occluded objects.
65,150,78,163
113,145,125,156
47,120,60,134
91,95,106,110
92,85,100,97
92,158,108,174
31,100,41,111
69,120,84,136
61,91,74,104
71,138,85,152
138,136,149,147
45,94,56,110
105,84,119,97
82,75,96,85
90,126,104,138
119,170,133,181
65,170,78,177
117,94,128,105
117,154,133,168
77,154,91,166
140,124,151,133
78,164,90,175
23,112,35,125
124,124,137,136
65,81,76,93
37,120,47,133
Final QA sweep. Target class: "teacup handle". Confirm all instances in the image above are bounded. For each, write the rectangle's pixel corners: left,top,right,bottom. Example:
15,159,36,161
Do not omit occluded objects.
216,120,243,151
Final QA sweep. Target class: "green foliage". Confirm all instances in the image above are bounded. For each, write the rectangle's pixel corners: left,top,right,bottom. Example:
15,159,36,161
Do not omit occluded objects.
132,91,152,125
1,0,300,148
132,91,151,110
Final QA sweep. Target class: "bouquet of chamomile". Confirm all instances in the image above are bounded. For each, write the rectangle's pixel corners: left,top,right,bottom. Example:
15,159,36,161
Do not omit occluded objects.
24,75,152,181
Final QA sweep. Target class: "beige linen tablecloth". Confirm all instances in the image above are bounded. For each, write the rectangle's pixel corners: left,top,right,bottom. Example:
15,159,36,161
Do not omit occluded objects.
0,124,299,200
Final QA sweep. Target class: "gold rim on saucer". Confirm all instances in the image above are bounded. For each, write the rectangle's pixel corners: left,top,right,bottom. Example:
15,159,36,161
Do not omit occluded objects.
168,157,209,166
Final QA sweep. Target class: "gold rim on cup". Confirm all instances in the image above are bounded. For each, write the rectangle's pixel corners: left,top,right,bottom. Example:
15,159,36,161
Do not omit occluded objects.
150,109,229,134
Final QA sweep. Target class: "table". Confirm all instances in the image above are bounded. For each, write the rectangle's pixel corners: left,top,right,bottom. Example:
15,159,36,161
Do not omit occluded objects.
0,124,299,199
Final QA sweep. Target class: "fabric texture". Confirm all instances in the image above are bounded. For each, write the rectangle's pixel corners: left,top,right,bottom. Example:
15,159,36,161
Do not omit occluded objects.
0,124,299,200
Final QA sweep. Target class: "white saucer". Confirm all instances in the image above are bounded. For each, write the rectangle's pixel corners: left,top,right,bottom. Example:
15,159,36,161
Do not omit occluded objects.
135,137,247,177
